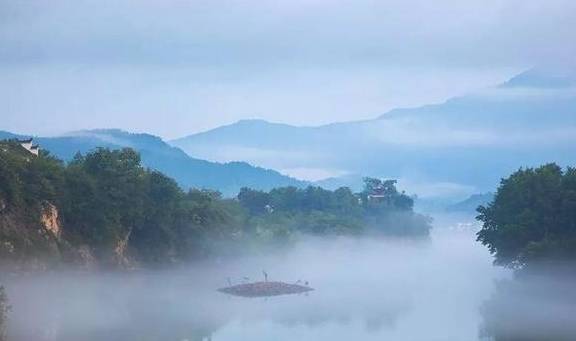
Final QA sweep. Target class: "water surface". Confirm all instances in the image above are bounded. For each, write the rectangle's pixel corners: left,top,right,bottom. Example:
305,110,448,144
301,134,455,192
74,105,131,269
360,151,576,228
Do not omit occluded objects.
4,215,508,341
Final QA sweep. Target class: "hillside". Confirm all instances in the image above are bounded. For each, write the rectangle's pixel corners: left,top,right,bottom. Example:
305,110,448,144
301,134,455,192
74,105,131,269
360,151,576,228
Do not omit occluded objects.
1,130,305,196
171,68,576,199
0,143,429,270
0,142,247,269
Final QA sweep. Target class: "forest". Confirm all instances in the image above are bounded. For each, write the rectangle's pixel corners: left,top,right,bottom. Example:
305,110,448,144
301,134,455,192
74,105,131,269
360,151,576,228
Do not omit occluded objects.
0,140,430,270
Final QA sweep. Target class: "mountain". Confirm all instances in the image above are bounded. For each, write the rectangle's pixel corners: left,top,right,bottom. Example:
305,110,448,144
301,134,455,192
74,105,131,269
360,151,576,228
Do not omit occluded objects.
499,67,576,89
446,193,495,213
171,68,576,200
0,131,20,140
1,129,305,196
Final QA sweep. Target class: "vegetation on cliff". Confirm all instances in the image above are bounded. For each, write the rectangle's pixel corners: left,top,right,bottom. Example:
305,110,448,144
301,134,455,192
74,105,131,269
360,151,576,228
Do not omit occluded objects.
0,140,430,269
0,140,243,268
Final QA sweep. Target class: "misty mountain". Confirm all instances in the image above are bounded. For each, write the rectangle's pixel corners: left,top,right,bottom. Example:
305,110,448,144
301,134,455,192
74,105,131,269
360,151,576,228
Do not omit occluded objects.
0,129,305,196
171,68,576,200
499,67,576,89
446,193,494,213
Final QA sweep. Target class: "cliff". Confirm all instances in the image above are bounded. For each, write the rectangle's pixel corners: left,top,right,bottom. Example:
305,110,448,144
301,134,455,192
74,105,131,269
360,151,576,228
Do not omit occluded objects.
0,141,134,270
0,140,242,271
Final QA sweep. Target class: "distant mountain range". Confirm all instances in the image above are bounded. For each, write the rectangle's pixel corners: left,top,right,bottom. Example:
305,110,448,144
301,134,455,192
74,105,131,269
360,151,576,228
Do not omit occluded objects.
446,193,495,213
3,68,575,204
171,68,576,201
0,129,305,196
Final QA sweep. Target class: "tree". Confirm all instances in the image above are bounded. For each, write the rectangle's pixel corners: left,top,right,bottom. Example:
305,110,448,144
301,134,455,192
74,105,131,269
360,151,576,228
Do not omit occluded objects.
237,187,270,215
476,163,576,269
0,140,430,268
0,144,247,267
237,182,429,237
361,177,414,212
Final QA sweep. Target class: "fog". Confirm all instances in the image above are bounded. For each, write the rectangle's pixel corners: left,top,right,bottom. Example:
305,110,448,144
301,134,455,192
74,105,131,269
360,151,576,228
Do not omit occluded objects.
4,214,568,341
480,273,576,341
3,0,575,137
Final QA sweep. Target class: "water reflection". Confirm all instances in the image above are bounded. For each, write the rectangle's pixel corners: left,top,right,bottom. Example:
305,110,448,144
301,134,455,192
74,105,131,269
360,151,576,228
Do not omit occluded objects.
3,270,409,341
2,222,507,341
480,271,576,341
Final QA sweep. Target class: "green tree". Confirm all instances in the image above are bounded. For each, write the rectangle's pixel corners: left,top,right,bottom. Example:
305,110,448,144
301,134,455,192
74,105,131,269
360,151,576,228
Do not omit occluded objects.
237,182,428,237
477,163,576,268
360,177,414,211
237,187,270,215
0,143,248,267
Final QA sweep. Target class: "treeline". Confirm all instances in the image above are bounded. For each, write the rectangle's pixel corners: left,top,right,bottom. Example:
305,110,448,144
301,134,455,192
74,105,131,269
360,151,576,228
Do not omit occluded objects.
237,179,430,242
0,140,429,269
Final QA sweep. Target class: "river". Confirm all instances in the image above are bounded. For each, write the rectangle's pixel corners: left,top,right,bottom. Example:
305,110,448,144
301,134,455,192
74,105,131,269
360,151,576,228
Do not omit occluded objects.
3,213,510,341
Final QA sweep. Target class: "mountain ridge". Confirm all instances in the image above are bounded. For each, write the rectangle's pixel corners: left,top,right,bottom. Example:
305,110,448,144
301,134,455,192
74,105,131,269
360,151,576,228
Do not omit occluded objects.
0,129,306,196
169,68,576,199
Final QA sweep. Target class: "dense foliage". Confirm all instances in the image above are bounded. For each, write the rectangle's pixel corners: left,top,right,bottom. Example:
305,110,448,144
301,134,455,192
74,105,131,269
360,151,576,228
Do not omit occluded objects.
0,141,243,268
1,140,429,269
477,163,576,269
237,178,430,242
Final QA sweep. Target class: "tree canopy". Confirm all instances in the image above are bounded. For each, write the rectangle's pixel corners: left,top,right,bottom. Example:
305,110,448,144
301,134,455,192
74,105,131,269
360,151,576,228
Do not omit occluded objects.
237,177,430,240
0,141,242,268
1,140,430,269
476,163,576,269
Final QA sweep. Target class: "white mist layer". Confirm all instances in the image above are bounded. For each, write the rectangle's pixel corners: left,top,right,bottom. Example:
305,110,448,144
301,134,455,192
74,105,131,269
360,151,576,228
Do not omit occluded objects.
3,215,510,341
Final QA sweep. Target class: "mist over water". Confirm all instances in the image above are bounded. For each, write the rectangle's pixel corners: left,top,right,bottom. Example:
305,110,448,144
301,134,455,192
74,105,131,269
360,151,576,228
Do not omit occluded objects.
3,214,511,341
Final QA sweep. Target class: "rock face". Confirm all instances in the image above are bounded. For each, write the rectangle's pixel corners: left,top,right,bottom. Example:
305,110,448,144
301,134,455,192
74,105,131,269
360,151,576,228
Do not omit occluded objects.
218,281,313,297
40,202,61,239
75,245,96,270
0,208,60,271
113,229,133,269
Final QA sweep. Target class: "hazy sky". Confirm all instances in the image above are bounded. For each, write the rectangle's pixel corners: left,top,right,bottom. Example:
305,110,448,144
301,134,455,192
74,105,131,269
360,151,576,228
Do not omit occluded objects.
1,0,574,138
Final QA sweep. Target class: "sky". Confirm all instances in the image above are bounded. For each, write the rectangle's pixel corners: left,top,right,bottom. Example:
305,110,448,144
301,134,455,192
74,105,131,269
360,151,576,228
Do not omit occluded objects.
1,0,575,139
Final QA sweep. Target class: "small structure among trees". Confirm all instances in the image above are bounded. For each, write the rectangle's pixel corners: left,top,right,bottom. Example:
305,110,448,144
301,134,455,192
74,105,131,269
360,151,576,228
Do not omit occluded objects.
362,178,399,203
17,138,39,156
236,177,429,238
359,177,414,211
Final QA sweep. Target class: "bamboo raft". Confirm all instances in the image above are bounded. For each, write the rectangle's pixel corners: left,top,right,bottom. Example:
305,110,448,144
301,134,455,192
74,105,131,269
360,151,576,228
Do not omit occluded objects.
218,281,313,297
